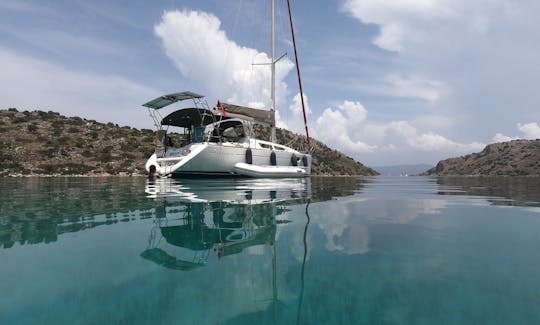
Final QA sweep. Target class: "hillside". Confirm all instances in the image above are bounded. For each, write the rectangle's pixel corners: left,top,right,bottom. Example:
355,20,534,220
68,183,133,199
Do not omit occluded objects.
422,139,540,176
0,109,378,177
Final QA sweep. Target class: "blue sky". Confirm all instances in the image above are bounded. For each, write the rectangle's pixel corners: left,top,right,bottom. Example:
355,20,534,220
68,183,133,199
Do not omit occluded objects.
1,0,540,167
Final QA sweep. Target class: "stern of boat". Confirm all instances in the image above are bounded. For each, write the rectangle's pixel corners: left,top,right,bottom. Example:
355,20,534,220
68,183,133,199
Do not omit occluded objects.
145,143,208,176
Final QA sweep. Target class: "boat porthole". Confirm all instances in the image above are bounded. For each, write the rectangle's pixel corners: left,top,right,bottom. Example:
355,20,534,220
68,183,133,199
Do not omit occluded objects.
245,148,253,164
290,154,297,166
270,151,277,166
302,155,308,167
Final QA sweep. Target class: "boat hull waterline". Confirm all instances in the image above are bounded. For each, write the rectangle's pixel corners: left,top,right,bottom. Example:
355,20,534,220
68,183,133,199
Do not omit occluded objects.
146,142,311,178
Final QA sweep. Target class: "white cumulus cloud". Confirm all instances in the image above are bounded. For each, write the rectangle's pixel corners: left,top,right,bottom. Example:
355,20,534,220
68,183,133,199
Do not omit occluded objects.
154,10,294,110
492,133,518,143
342,0,453,52
309,99,485,165
289,92,311,115
492,122,540,142
518,122,540,139
313,100,375,153
342,0,518,53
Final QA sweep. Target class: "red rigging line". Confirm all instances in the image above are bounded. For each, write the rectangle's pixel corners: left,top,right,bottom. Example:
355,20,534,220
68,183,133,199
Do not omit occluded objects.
287,0,311,149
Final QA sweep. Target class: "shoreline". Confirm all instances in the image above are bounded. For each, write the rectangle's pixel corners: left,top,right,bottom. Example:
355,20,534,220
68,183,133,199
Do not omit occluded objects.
1,173,377,178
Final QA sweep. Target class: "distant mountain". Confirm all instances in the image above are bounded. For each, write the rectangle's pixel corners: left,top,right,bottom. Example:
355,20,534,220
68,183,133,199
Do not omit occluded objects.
373,164,433,176
0,108,378,177
421,139,540,176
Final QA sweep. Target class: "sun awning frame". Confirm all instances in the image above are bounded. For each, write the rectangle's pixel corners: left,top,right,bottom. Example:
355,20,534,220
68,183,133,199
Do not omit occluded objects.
143,91,204,110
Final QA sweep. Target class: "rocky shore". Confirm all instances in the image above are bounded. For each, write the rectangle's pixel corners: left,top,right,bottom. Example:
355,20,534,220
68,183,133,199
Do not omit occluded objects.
422,139,540,176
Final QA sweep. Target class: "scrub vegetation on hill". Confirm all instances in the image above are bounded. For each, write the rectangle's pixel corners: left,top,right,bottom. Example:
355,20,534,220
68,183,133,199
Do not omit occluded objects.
422,139,540,176
0,108,378,177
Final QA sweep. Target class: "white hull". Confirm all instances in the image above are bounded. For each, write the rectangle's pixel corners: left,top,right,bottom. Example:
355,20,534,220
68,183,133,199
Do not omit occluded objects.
233,163,306,178
146,140,311,178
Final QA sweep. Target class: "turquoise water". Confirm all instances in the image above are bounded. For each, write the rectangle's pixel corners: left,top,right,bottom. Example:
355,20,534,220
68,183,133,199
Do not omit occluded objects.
1,176,540,324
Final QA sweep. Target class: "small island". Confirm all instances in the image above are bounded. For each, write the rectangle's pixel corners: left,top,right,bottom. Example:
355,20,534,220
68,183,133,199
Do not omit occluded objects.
0,108,378,177
422,139,540,176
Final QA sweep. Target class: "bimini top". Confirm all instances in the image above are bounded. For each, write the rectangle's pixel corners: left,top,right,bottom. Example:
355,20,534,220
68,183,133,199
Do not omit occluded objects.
143,91,204,110
145,91,276,126
161,108,219,128
161,105,275,128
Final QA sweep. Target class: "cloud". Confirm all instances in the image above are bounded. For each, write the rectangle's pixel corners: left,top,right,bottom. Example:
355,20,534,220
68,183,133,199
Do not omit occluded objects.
276,92,311,132
518,122,540,139
154,10,294,109
381,74,445,102
342,0,452,52
382,120,485,152
342,0,518,53
313,100,375,153
492,133,518,143
308,98,486,165
289,92,311,115
492,122,540,142
0,47,156,128
341,0,540,163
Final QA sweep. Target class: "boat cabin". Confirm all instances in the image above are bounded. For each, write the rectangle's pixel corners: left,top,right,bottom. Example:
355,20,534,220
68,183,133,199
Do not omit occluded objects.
143,91,274,157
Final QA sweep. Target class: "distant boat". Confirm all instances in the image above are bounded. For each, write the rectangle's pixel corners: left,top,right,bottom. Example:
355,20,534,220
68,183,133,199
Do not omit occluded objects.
143,0,311,178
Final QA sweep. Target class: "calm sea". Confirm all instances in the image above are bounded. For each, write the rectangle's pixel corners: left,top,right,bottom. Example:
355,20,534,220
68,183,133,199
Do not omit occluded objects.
1,176,540,324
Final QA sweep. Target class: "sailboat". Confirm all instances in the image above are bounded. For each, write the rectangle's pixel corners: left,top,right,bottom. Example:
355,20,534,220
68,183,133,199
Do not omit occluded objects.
143,0,312,178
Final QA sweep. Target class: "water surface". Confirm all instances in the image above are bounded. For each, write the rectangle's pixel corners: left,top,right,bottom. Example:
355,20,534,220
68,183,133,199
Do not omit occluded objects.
1,176,540,324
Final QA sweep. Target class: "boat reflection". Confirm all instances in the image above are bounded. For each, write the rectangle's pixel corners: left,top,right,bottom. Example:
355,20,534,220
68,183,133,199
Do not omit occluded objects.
141,177,311,270
145,177,311,203
142,177,313,323
0,176,366,249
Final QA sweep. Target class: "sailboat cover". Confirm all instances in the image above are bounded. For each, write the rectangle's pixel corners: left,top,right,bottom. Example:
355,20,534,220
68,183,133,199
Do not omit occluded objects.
220,103,275,125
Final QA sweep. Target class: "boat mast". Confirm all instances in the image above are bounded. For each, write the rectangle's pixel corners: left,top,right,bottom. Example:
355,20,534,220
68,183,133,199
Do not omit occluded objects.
270,0,277,143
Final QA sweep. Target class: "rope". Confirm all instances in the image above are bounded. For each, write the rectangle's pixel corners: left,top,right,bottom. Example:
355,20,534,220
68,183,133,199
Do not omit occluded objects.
286,0,311,148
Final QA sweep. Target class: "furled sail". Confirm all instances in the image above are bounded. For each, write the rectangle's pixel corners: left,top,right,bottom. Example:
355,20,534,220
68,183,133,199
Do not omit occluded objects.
220,103,275,125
